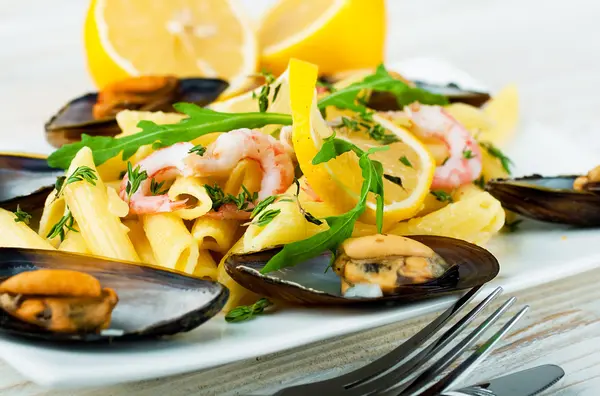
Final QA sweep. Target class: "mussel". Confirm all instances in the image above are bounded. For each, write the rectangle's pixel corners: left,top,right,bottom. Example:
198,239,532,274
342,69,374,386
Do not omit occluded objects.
0,248,228,342
225,235,499,305
45,76,229,148
486,174,600,227
0,153,58,213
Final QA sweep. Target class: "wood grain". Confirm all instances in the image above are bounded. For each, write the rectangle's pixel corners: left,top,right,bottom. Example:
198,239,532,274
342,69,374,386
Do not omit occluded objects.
2,0,600,394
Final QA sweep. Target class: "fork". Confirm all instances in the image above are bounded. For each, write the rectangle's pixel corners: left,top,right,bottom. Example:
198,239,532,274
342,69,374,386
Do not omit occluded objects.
268,285,528,396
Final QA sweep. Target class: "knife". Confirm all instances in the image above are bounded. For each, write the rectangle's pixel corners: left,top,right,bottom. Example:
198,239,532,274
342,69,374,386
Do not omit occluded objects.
443,364,565,396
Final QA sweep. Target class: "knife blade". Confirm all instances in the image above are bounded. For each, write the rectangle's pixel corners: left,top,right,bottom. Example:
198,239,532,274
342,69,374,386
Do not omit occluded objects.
446,364,565,396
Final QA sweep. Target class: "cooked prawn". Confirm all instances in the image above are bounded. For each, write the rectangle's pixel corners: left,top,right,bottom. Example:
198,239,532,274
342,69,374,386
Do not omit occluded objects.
203,203,253,220
119,142,192,214
184,128,295,199
404,103,482,190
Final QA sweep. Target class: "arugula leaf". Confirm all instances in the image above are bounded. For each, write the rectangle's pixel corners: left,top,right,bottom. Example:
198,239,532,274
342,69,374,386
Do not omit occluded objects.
47,104,293,169
261,138,387,273
317,64,448,112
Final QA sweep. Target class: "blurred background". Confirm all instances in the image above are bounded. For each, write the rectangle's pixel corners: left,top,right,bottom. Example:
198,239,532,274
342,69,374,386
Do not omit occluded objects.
1,0,598,162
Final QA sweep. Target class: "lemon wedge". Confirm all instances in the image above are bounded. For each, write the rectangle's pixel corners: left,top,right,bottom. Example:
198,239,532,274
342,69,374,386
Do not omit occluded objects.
288,59,436,225
84,0,258,97
258,0,385,76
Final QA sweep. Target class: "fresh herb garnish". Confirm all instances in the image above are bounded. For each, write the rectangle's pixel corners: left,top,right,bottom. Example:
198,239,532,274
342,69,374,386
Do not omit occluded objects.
118,170,127,179
150,179,168,196
255,209,281,227
252,70,277,113
431,190,454,203
54,176,66,192
13,205,32,225
250,196,277,219
261,133,388,273
367,123,399,145
47,210,77,241
316,80,336,93
225,298,272,323
480,142,513,174
384,174,404,189
504,219,523,233
292,178,324,226
317,64,448,112
441,157,450,166
341,116,360,131
125,162,148,200
204,183,257,211
463,148,475,159
399,155,413,168
188,144,206,156
272,83,282,103
47,104,292,170
473,175,486,189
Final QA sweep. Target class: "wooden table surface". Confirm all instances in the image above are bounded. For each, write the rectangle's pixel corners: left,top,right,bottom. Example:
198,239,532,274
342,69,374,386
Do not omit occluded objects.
2,0,600,394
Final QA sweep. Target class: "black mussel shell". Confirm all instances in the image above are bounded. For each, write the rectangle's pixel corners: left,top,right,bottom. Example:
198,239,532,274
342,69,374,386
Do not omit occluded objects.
0,153,58,213
224,236,498,305
0,248,228,342
486,175,600,226
44,78,229,148
366,81,491,111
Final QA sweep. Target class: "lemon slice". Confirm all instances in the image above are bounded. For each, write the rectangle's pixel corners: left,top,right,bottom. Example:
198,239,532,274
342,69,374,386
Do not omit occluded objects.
84,0,258,97
288,59,436,225
258,0,385,76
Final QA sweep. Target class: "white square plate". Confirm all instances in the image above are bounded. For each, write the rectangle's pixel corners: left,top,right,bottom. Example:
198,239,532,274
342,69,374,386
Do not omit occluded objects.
1,58,599,389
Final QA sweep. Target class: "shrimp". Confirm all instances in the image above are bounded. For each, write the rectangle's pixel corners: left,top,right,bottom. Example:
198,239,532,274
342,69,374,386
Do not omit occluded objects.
404,103,482,190
184,128,295,200
119,142,192,214
203,203,253,220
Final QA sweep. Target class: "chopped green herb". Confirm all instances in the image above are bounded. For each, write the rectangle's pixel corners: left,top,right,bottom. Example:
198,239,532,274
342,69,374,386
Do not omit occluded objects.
473,175,486,189
504,219,523,233
316,80,336,93
367,124,399,145
463,149,475,159
125,162,148,200
204,183,257,211
441,157,450,166
54,176,66,192
431,190,454,203
399,156,413,168
384,174,404,189
272,83,282,103
250,196,277,219
255,209,281,227
47,210,77,241
341,116,359,131
47,104,292,170
303,211,323,226
13,205,32,225
150,179,168,196
66,166,98,188
188,144,206,156
480,142,513,174
118,170,127,179
225,298,272,323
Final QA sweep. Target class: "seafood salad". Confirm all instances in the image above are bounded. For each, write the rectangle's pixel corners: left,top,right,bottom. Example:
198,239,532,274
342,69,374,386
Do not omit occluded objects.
0,58,518,329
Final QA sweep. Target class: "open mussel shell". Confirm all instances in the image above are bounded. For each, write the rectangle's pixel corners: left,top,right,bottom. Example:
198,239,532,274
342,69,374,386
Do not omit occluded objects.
0,153,58,213
0,248,228,342
366,81,491,111
225,236,498,305
486,175,600,227
45,77,229,148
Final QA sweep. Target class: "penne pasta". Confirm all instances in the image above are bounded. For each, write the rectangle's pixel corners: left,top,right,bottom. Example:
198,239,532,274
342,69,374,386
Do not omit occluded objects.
224,159,262,196
122,219,156,265
58,225,90,255
63,147,140,262
38,190,66,247
106,186,129,218
192,249,218,280
168,177,213,220
142,213,199,273
191,217,240,253
0,208,55,250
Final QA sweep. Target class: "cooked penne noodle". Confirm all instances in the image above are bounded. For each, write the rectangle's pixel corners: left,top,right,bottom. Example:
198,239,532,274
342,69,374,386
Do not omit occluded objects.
63,147,140,262
104,180,122,191
224,159,262,196
190,132,222,149
193,249,218,280
0,208,55,250
142,213,199,273
191,217,240,253
38,190,66,247
106,186,129,217
58,226,90,255
123,219,156,265
168,177,213,220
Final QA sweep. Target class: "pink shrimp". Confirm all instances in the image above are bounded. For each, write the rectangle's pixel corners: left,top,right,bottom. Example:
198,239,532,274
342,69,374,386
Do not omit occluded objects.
404,103,482,190
203,203,254,220
119,142,192,214
184,128,295,200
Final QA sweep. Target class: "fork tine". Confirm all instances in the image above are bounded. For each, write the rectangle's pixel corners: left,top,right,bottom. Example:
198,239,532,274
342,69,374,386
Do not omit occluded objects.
345,286,503,393
360,295,516,396
335,286,487,389
413,305,530,396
